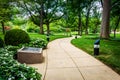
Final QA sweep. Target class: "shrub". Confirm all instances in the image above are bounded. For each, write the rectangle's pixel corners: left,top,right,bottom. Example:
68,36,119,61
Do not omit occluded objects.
26,27,40,33
0,37,4,48
34,27,40,33
4,29,30,46
26,27,34,32
23,38,47,49
0,48,42,80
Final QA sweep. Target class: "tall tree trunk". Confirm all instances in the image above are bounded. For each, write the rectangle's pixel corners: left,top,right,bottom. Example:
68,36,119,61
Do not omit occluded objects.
1,21,5,35
100,0,111,39
85,7,91,35
114,16,120,38
40,2,44,34
78,12,82,36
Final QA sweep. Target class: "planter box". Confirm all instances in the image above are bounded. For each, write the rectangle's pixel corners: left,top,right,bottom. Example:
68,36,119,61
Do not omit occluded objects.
17,47,43,64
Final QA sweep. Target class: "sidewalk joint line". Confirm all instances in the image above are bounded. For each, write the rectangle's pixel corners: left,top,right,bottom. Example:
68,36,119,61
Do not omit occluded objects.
59,38,86,80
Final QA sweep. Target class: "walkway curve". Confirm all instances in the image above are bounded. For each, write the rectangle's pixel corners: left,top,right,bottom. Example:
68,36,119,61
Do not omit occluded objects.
29,37,120,80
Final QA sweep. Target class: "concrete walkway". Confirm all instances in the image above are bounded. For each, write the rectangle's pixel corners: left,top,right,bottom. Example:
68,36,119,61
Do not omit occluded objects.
29,37,120,80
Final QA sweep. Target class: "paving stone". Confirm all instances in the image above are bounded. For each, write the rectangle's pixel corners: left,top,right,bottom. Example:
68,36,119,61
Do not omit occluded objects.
44,68,84,80
47,58,76,68
73,57,104,67
79,66,120,80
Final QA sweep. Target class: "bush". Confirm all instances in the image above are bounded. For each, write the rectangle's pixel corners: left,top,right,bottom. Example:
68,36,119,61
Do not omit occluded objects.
4,29,30,46
0,48,42,80
34,27,40,33
23,38,47,49
26,27,34,32
0,37,4,48
26,27,40,33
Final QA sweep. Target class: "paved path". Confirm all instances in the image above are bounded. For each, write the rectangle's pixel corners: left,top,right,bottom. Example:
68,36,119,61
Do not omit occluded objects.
29,37,120,80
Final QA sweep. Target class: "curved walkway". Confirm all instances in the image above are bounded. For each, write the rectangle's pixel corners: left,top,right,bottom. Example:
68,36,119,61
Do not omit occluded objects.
29,37,120,80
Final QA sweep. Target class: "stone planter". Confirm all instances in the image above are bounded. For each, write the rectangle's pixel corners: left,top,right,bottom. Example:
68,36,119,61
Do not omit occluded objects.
17,47,43,64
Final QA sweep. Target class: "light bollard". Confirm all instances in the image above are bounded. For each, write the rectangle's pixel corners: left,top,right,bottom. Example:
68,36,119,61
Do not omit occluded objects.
46,34,50,42
94,39,100,55
75,34,77,39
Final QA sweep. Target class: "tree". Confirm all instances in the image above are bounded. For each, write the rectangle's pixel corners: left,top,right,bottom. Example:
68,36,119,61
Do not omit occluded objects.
90,1,101,34
43,0,64,34
40,0,44,34
16,0,44,33
66,0,88,35
0,0,12,34
100,0,111,38
110,17,120,38
110,0,120,38
100,0,120,38
61,0,77,29
73,0,84,35
17,0,64,34
84,0,94,35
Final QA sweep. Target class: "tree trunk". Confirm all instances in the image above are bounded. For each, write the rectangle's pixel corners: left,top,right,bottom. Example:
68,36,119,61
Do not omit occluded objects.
78,12,82,36
114,16,120,38
1,21,5,35
100,0,111,39
85,6,91,35
113,30,116,38
40,1,44,34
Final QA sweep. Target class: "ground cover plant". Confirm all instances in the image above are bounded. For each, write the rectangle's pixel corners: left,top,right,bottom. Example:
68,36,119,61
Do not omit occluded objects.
0,38,47,80
0,31,68,80
71,34,120,74
0,47,41,80
0,37,47,80
21,38,48,49
0,32,47,80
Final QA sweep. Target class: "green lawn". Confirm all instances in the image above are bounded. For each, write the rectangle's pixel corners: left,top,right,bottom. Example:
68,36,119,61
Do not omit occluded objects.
28,32,68,41
71,34,120,74
0,32,68,41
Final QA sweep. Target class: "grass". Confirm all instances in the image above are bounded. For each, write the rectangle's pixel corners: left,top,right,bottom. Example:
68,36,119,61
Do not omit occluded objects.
28,32,68,41
71,33,120,74
0,32,68,42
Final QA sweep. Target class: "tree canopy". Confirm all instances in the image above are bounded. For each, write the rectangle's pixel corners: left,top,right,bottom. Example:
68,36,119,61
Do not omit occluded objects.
0,0,120,38
0,0,13,34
